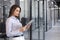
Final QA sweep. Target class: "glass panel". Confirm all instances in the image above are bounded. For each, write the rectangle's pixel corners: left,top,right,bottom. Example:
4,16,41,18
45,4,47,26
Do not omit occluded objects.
54,7,58,23
0,5,3,33
46,1,52,31
4,0,15,18
58,8,60,19
44,0,47,31
1,0,15,33
0,0,15,40
39,1,44,40
32,0,38,40
32,0,45,40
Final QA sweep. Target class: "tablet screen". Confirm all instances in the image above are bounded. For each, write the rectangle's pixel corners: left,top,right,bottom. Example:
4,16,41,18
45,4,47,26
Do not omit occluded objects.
26,20,34,25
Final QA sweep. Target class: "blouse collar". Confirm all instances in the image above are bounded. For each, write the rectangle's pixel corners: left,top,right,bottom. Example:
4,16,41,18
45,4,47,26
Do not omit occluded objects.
10,16,18,20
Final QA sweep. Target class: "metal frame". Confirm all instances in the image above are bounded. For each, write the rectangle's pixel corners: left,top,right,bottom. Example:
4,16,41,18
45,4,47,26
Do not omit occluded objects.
46,0,48,31
58,5,59,19
54,3,55,25
15,0,20,5
50,1,52,30
1,5,5,40
30,0,32,40
43,0,45,40
37,1,40,40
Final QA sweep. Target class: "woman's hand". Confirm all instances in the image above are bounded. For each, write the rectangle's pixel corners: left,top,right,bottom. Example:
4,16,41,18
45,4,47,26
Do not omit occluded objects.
19,24,31,32
25,24,31,30
19,27,26,32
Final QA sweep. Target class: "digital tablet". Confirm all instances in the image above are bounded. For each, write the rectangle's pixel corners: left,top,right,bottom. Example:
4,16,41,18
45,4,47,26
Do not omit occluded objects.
26,20,34,26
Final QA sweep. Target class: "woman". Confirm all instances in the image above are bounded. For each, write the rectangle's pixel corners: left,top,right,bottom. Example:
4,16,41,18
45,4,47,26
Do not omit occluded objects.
6,4,31,40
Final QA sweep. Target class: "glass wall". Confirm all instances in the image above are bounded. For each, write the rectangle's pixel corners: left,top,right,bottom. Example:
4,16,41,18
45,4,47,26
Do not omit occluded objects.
46,0,52,31
54,5,58,25
32,0,45,40
0,0,3,33
0,0,15,33
0,0,15,40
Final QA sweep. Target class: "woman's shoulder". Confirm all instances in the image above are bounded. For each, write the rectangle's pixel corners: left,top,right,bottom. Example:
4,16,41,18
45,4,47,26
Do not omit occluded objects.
6,17,13,22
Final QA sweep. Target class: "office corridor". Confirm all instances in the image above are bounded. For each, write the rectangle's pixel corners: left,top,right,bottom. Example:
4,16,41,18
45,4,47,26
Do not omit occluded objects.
45,21,60,40
0,0,60,40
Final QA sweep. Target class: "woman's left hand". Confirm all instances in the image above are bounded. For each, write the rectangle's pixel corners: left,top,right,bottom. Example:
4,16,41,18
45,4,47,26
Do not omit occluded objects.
25,24,31,30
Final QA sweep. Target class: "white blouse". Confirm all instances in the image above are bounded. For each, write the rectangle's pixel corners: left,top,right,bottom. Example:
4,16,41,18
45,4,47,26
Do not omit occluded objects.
6,16,23,37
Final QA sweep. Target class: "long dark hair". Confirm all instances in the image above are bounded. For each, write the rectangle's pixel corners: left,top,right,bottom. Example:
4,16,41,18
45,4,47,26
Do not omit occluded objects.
9,4,21,17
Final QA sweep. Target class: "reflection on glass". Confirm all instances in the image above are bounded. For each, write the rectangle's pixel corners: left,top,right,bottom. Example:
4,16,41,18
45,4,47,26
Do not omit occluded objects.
32,0,44,40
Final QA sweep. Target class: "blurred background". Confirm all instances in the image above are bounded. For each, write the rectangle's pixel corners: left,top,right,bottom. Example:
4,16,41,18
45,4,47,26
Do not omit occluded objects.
0,0,60,40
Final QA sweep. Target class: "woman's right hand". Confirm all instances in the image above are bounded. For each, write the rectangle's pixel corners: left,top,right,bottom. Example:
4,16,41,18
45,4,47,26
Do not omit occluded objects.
19,27,26,32
19,24,31,32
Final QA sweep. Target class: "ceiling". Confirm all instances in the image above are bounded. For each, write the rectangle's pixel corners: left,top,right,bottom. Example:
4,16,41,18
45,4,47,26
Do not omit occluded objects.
54,0,60,2
54,0,60,6
0,0,11,6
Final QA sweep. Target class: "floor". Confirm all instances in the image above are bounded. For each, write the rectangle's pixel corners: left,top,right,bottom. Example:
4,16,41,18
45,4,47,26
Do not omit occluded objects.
45,21,60,40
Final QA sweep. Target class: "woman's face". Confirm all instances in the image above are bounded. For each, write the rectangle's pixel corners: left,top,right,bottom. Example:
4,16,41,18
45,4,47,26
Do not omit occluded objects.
13,7,20,17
